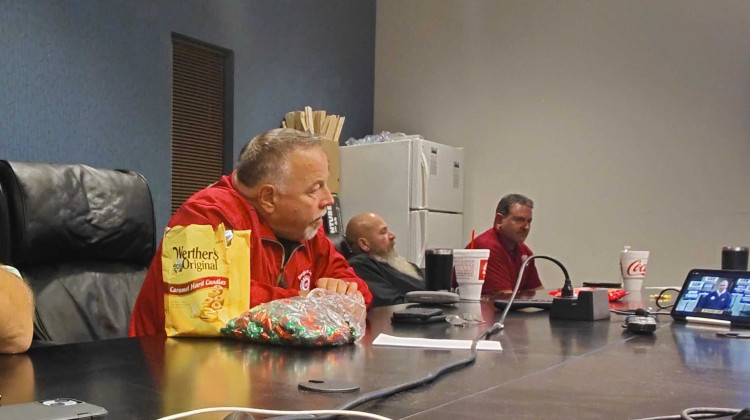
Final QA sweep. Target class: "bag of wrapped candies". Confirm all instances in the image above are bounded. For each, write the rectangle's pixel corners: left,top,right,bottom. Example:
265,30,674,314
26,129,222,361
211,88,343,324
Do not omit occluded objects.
221,288,366,346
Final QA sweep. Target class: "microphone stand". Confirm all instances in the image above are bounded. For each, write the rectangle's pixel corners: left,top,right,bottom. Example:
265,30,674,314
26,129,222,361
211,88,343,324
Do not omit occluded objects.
496,255,572,330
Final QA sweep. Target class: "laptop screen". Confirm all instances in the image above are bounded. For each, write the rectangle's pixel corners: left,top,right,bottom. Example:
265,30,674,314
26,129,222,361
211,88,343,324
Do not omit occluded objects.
671,268,750,325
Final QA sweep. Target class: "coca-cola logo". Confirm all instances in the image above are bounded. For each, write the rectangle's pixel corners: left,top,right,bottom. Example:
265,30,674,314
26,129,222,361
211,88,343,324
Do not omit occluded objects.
479,260,488,281
626,259,647,276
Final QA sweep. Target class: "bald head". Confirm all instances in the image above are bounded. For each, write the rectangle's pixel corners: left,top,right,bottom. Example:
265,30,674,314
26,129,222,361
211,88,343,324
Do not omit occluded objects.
345,213,395,257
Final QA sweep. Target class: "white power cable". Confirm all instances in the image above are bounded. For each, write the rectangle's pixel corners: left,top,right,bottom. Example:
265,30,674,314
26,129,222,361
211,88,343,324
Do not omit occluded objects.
155,406,393,420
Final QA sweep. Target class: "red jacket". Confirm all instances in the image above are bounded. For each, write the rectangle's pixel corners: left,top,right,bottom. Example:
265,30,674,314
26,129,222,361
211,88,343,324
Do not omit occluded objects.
128,173,372,336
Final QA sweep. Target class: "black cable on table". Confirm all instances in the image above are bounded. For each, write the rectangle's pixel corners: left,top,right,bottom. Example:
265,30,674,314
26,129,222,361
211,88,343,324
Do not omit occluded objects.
265,323,503,420
336,323,502,411
267,257,566,420
655,287,680,310
632,406,747,420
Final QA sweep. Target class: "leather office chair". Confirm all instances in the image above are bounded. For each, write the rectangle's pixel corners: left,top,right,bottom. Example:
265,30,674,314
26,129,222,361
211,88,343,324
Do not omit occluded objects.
328,232,354,260
0,161,156,345
323,194,354,260
0,182,10,264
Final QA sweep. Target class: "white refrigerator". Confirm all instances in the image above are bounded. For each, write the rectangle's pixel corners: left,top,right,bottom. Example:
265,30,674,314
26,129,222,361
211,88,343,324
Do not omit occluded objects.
339,138,464,267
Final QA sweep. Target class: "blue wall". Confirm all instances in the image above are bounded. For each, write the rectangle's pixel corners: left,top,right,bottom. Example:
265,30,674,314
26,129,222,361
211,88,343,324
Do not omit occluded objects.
0,0,375,233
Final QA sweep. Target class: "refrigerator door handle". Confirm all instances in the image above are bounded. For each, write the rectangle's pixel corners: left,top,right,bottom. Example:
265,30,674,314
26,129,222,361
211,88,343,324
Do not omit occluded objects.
418,150,429,209
418,211,427,265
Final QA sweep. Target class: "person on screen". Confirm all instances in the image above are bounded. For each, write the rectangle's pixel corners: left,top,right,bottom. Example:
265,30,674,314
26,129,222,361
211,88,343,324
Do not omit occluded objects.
345,213,424,307
468,193,542,295
0,264,33,353
695,279,733,312
129,129,373,336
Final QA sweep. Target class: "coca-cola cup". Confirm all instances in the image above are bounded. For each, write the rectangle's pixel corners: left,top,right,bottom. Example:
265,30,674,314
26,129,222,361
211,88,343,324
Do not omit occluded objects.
619,246,649,292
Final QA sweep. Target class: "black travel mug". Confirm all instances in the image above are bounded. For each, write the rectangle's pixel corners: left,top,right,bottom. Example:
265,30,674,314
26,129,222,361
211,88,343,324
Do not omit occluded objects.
722,246,749,271
424,248,453,291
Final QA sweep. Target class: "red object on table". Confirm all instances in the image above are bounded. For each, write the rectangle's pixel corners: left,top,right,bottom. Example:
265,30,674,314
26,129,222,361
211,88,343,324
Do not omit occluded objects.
548,287,628,302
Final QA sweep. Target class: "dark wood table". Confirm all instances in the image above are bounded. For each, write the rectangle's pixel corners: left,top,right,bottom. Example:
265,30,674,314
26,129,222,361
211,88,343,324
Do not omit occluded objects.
1,292,748,419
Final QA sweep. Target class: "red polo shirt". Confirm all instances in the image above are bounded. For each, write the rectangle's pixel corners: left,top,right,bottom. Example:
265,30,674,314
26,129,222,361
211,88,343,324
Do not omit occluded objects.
467,228,542,293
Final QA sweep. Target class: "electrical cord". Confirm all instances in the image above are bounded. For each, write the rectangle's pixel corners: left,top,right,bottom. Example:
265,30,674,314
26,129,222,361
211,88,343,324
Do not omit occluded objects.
610,285,681,316
633,406,749,420
245,310,503,420
260,323,503,420
263,253,547,420
655,287,680,310
309,257,564,417
154,406,394,420
314,258,572,416
610,308,671,316
334,323,502,412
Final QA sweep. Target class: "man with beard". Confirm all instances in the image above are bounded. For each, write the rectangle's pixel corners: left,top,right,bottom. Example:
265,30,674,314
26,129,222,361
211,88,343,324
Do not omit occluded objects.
470,193,542,295
130,129,372,336
345,213,424,307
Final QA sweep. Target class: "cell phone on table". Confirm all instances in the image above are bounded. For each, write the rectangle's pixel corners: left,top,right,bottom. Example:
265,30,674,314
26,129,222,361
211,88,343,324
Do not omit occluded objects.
391,307,446,324
0,398,107,419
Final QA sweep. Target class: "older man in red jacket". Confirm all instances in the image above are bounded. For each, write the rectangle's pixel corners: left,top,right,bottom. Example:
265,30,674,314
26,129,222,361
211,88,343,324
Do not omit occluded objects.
129,128,372,336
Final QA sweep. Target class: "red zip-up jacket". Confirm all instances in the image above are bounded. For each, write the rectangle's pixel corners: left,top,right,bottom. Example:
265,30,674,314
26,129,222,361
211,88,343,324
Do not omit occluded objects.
128,173,372,336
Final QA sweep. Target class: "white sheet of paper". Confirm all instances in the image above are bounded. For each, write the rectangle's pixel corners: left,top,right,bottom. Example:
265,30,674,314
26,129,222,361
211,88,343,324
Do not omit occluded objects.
372,333,502,351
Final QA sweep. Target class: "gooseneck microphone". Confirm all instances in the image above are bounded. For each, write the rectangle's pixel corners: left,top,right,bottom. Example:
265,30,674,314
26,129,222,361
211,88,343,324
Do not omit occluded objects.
496,255,572,330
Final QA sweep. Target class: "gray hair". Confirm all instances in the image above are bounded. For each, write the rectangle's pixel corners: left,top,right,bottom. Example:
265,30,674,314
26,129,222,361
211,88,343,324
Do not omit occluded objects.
236,128,322,190
496,193,534,216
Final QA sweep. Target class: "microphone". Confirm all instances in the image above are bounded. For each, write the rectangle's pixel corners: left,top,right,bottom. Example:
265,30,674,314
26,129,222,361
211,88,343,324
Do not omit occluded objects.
544,256,611,322
496,255,571,329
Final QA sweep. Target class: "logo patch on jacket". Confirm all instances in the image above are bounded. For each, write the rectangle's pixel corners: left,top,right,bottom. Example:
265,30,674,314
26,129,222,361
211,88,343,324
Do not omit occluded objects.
298,269,312,291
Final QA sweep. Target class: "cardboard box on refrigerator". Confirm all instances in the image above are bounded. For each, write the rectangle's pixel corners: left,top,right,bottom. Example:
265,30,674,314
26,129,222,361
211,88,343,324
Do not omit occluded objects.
320,139,339,194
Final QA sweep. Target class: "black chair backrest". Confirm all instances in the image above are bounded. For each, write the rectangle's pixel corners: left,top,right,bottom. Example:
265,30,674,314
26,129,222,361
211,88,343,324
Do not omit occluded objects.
328,232,354,261
323,195,355,260
0,182,10,264
0,161,156,344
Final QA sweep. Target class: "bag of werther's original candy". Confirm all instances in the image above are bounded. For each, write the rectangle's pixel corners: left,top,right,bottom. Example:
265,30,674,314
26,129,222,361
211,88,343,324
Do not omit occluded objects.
162,224,251,337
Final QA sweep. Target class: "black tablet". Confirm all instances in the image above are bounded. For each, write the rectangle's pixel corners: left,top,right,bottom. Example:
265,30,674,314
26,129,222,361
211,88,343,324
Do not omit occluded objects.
671,268,750,328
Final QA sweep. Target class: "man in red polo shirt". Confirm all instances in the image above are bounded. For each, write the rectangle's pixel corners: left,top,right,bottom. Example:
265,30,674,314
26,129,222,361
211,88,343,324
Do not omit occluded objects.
468,194,542,294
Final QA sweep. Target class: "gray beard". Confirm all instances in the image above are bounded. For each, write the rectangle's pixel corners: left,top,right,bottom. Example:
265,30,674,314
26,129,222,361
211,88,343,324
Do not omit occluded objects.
374,249,422,280
303,224,319,240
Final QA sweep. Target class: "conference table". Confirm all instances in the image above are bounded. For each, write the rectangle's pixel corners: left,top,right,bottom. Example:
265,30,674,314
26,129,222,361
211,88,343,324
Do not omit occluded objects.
1,291,749,419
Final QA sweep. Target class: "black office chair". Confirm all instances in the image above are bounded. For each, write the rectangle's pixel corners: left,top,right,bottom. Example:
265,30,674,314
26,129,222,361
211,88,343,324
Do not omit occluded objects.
327,232,354,260
0,182,10,265
0,161,156,345
323,194,354,260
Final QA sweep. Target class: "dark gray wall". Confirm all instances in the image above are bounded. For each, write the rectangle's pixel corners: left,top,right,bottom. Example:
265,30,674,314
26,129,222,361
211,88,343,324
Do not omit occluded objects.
0,0,375,232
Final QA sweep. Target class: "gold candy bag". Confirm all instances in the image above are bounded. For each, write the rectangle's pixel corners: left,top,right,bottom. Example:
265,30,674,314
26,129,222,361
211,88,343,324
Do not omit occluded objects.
162,224,251,337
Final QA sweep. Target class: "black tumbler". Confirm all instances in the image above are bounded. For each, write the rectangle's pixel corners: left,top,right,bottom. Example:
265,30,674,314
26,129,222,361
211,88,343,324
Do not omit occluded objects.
722,246,749,271
425,248,453,291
